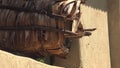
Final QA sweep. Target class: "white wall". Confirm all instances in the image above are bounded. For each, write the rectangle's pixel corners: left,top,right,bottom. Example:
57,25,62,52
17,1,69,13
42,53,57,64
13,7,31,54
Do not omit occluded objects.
80,0,111,68
54,0,111,68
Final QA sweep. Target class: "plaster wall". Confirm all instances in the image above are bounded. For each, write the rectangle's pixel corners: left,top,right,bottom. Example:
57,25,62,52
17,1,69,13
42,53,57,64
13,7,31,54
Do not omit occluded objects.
54,0,111,68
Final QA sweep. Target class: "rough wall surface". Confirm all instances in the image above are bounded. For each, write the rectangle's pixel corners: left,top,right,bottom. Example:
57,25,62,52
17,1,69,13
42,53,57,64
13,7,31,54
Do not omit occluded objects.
80,0,111,68
54,0,111,68
0,50,63,68
108,0,120,68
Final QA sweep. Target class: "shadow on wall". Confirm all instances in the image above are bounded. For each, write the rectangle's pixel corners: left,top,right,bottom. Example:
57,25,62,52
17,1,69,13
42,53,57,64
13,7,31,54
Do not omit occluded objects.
54,39,81,68
84,0,107,12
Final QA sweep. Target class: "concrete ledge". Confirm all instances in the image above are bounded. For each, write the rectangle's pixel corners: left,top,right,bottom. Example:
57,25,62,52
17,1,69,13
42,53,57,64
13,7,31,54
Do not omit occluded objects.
0,50,63,68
